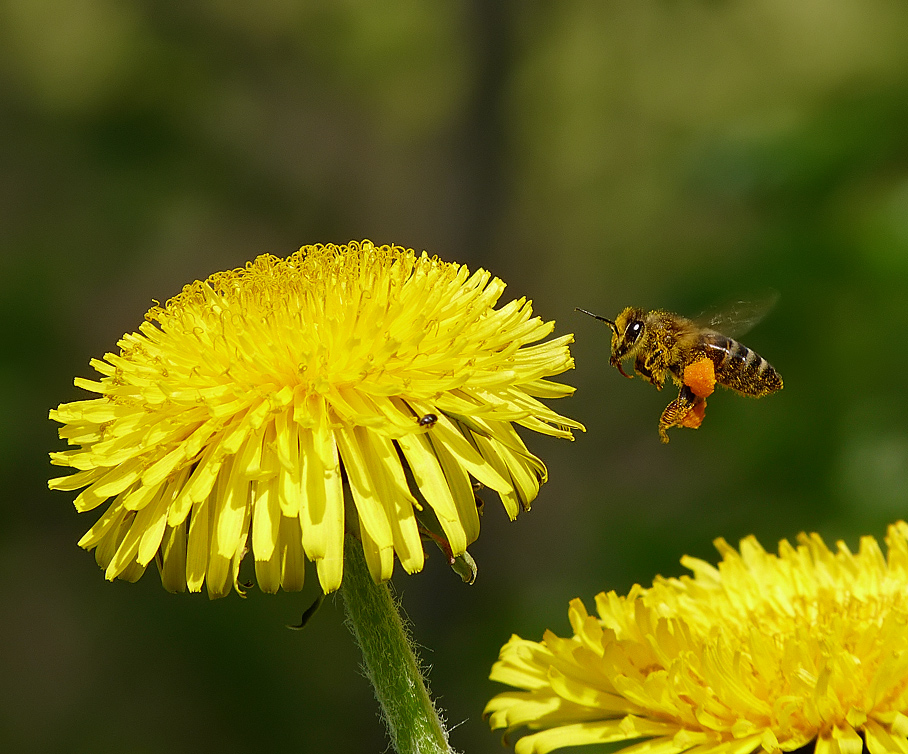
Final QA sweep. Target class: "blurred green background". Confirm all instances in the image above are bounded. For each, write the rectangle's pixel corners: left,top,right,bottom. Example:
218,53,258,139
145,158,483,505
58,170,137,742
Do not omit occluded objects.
5,1,908,751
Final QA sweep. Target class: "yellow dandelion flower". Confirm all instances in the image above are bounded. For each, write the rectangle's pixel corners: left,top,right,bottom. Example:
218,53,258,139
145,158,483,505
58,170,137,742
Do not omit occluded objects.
486,521,908,754
49,241,583,598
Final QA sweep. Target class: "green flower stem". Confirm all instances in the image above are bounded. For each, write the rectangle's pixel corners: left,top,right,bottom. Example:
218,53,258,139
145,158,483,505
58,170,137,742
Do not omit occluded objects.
340,535,453,754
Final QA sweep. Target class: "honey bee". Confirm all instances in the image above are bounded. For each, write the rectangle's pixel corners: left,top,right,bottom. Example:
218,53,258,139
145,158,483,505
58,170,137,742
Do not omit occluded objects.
577,299,783,443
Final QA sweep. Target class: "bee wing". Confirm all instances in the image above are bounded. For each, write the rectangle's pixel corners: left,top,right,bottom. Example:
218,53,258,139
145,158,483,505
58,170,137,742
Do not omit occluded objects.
693,290,779,337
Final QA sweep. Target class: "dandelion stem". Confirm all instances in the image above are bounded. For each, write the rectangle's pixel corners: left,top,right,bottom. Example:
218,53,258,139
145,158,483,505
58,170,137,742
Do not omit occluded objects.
340,535,452,754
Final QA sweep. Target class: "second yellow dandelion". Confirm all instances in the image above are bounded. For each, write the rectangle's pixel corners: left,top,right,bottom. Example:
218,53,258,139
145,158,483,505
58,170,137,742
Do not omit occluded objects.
487,521,908,754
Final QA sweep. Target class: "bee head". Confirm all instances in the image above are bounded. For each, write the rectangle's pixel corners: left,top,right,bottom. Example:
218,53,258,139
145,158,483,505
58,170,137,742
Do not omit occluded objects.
610,307,647,363
575,306,646,378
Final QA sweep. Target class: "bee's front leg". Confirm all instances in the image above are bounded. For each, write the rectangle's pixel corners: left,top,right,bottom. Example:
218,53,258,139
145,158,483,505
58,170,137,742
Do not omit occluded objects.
658,385,702,443
635,354,665,390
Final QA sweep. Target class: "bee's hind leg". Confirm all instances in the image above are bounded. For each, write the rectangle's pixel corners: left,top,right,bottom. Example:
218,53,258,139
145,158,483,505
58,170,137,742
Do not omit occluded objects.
658,385,702,443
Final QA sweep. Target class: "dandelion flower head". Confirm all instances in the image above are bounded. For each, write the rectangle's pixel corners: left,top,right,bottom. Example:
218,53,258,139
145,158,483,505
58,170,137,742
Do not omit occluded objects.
486,522,908,754
49,241,583,598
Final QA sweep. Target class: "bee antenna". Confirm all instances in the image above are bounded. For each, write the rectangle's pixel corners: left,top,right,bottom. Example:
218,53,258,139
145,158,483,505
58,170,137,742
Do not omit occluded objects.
575,307,618,334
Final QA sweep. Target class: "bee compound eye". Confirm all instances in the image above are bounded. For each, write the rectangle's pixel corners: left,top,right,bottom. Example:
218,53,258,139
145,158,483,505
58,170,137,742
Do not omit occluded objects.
626,321,643,343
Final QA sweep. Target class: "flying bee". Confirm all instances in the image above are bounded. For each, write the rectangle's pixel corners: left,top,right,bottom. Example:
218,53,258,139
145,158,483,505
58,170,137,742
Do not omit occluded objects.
576,298,783,443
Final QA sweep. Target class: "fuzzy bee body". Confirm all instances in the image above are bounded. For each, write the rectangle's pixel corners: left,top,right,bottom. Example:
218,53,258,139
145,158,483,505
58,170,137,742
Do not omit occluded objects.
577,304,783,442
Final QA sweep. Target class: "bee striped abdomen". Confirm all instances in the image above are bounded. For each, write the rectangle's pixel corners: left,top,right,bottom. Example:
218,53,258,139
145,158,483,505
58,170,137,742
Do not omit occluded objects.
702,334,782,397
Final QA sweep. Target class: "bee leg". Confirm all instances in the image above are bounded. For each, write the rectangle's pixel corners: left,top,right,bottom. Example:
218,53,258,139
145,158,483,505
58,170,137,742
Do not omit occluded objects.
658,385,698,443
644,347,670,389
635,355,664,390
